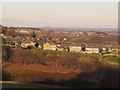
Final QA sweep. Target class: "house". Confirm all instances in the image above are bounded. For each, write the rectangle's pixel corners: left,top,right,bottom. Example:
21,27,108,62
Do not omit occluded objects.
1,35,7,39
38,45,42,49
85,47,99,54
101,47,110,53
21,41,36,48
0,34,4,37
34,42,41,49
110,46,119,54
56,45,64,51
4,37,21,47
69,46,81,52
43,42,57,50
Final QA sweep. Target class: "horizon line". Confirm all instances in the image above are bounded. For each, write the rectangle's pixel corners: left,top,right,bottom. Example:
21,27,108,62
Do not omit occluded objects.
1,24,118,29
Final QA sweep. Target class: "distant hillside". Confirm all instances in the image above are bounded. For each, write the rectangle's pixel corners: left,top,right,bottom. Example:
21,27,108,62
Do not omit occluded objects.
54,28,118,32
0,24,118,33
35,27,118,32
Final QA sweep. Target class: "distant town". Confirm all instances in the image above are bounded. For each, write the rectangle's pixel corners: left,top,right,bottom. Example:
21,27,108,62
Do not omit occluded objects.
0,25,119,54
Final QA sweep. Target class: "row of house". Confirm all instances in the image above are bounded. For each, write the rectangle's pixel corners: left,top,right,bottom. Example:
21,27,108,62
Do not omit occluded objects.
19,41,118,54
43,43,118,54
70,46,102,54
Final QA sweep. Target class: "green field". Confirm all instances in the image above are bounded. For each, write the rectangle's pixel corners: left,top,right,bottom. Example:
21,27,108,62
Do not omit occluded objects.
104,57,120,64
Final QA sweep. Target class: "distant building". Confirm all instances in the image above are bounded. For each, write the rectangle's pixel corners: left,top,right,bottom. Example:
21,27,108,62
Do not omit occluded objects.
18,29,32,34
43,42,57,50
87,31,97,36
70,46,81,52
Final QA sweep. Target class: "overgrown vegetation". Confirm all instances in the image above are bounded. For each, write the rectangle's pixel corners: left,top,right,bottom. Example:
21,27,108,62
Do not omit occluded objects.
2,45,13,61
2,47,100,67
2,47,119,88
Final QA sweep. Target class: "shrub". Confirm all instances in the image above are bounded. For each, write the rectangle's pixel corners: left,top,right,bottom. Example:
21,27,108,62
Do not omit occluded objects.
27,45,34,50
2,45,13,61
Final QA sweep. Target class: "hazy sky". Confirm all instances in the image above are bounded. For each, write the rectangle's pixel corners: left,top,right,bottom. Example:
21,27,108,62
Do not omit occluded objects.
1,2,118,28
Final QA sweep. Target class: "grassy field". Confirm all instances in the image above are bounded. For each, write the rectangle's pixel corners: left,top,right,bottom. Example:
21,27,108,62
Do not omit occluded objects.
103,56,120,64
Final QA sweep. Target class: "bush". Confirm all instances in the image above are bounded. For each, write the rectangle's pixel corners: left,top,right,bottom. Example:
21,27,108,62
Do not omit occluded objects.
27,45,34,50
2,45,13,61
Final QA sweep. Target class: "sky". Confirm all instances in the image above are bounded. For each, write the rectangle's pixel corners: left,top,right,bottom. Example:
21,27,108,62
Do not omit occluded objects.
1,2,118,28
